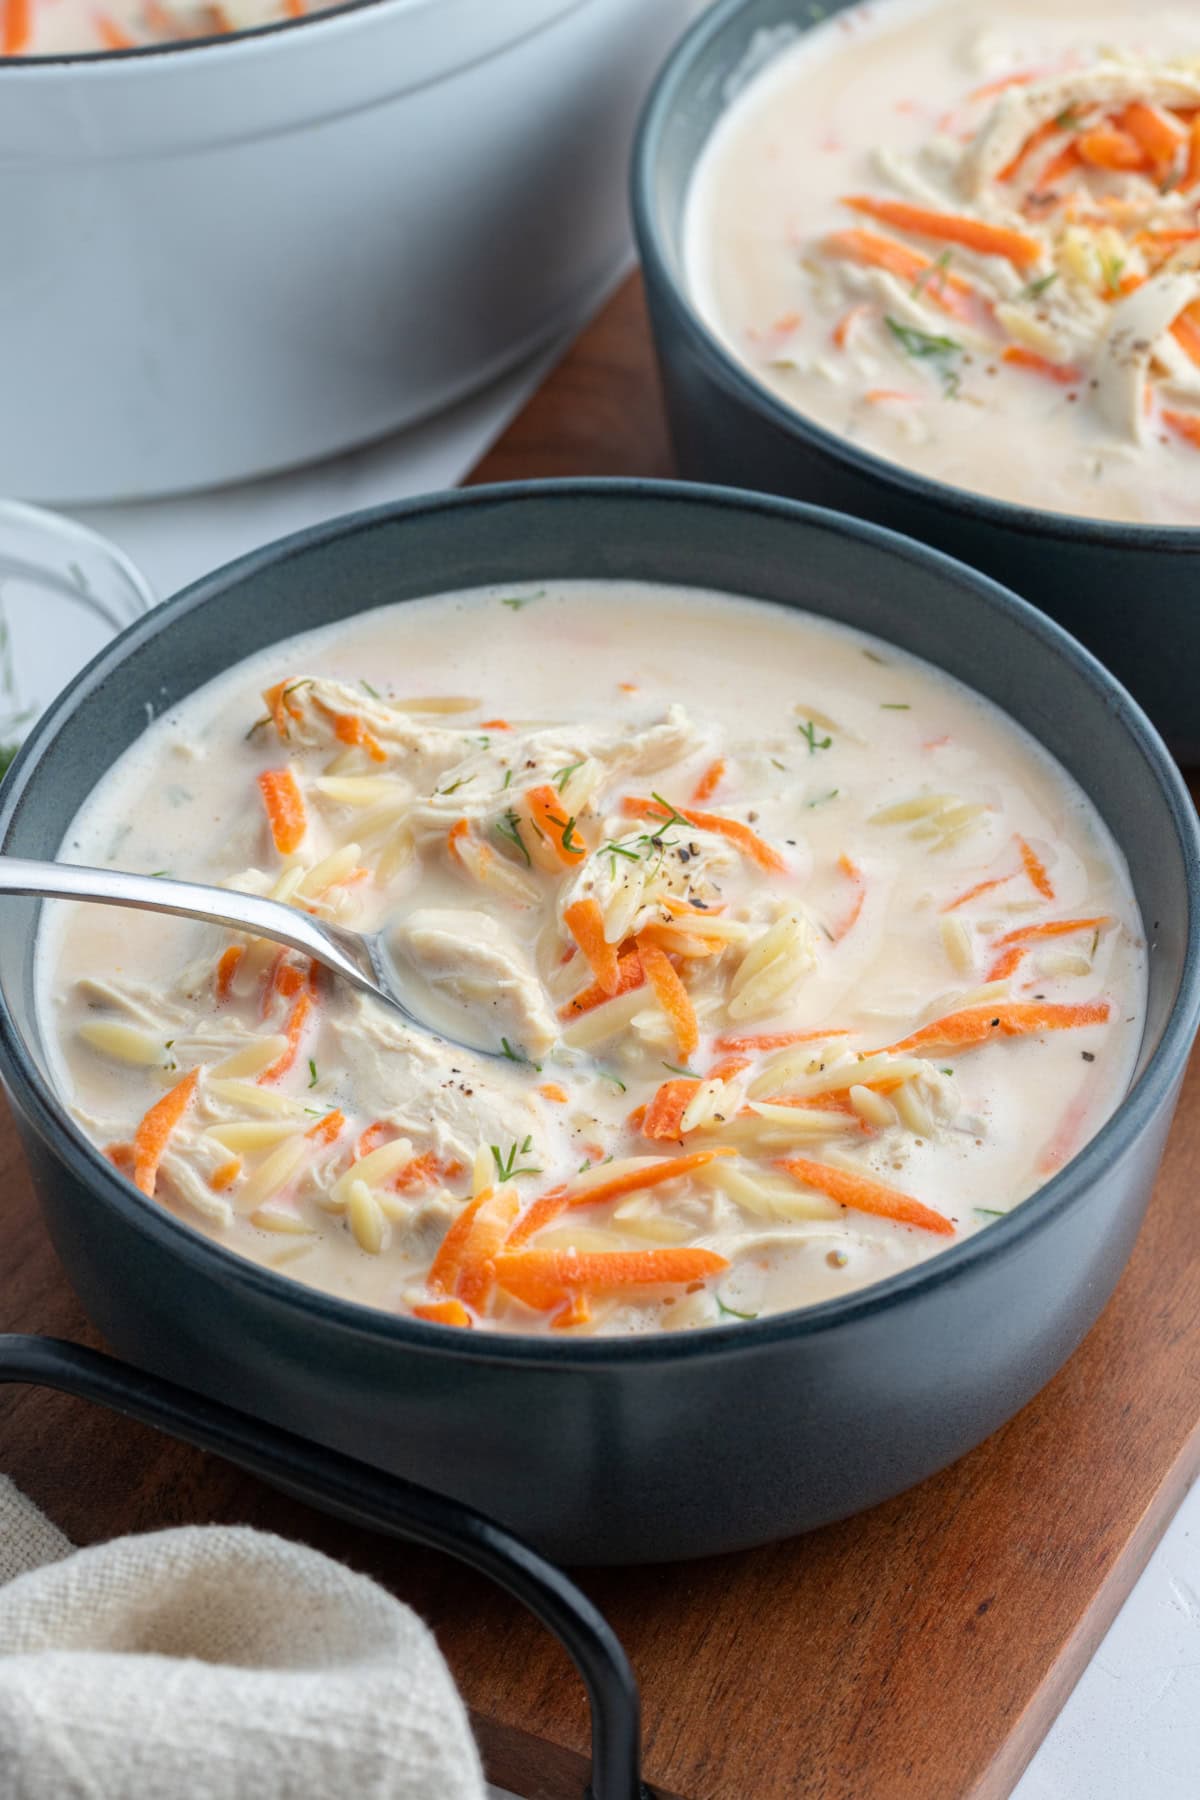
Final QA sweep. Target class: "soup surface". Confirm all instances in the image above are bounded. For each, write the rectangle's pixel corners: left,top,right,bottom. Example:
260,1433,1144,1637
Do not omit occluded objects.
1,0,329,54
685,0,1200,523
41,584,1145,1335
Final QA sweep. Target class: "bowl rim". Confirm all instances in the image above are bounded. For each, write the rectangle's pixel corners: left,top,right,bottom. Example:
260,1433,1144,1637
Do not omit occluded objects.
1,477,1197,1369
631,0,1200,552
0,0,582,70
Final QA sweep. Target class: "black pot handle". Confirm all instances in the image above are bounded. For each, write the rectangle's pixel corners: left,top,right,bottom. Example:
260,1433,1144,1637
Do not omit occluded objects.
0,1332,649,1800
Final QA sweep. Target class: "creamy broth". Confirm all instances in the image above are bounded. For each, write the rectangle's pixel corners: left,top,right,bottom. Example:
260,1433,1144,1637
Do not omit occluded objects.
40,584,1145,1334
684,0,1200,523
2,0,330,54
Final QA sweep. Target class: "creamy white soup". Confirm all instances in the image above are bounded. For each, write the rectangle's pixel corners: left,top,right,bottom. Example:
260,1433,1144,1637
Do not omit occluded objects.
2,0,326,54
40,584,1145,1335
684,0,1200,523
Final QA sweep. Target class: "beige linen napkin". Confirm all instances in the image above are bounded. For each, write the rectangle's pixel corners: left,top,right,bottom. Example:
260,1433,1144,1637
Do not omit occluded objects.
0,1476,486,1800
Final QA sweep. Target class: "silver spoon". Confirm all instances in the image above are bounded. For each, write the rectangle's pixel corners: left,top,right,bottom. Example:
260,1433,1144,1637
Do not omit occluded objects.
0,856,493,1055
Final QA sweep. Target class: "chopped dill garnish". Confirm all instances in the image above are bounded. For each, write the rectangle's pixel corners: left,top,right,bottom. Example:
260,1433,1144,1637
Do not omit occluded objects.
770,757,788,772
491,1136,543,1180
579,1153,615,1174
149,870,170,878
911,247,952,300
862,649,887,665
662,1061,701,1078
307,1059,318,1088
716,1294,758,1321
502,769,513,790
559,815,584,857
477,735,490,750
807,789,839,807
1024,271,1059,301
598,1071,627,1092
494,807,531,867
885,315,963,396
798,719,833,754
650,791,692,833
499,590,546,611
1100,252,1126,295
880,703,911,711
0,743,19,779
360,679,380,699
975,1207,1006,1218
552,760,585,793
1053,106,1082,130
438,775,474,796
500,1037,542,1072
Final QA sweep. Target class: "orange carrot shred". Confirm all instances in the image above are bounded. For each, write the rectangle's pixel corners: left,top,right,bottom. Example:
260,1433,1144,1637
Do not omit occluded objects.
1002,346,1083,386
832,853,865,941
257,767,306,855
942,874,1013,913
1118,101,1186,179
215,945,243,1001
210,1158,242,1192
888,1000,1111,1056
505,1147,736,1250
559,948,645,1019
257,990,314,1084
997,118,1060,184
447,818,470,864
105,1143,136,1177
494,1247,729,1311
1076,125,1148,172
833,303,870,349
479,718,511,730
563,897,619,995
691,758,726,804
1017,836,1055,901
412,1299,473,1328
93,11,136,47
777,1157,953,1235
713,1027,849,1053
636,932,699,1059
622,795,786,874
132,1068,199,1197
428,1189,492,1296
526,784,586,865
2,0,31,54
823,228,976,320
841,195,1043,271
1185,116,1200,191
1163,409,1200,450
539,1081,570,1104
305,1109,345,1145
332,713,387,763
456,1189,521,1314
641,1079,701,1142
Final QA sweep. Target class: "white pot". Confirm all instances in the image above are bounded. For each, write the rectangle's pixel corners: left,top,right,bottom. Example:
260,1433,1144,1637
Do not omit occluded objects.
0,0,690,503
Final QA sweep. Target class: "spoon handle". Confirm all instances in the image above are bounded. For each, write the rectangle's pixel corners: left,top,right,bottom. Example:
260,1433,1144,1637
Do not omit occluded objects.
0,856,379,999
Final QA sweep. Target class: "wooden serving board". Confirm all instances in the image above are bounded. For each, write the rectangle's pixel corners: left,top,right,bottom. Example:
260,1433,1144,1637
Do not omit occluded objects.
3,273,1200,1800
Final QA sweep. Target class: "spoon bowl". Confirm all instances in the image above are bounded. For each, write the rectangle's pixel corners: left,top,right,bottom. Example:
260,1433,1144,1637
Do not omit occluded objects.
0,856,498,1056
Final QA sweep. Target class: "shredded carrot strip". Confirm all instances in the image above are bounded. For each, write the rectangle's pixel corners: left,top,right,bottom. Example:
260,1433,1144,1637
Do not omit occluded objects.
1118,101,1186,179
393,1151,464,1194
428,1189,492,1295
986,944,1028,982
447,818,470,864
888,1000,1111,1055
636,933,699,1060
841,195,1042,272
832,853,865,941
215,945,243,1001
641,1079,701,1142
356,1121,387,1160
622,795,786,874
494,1247,729,1311
832,303,870,349
777,1157,953,1235
1185,116,1200,191
262,680,307,739
1028,141,1081,201
480,718,511,730
283,0,306,14
713,1027,848,1053
559,947,645,1019
1037,1082,1096,1176
968,68,1040,102
563,897,619,995
992,915,1111,950
332,713,386,763
525,784,586,865
997,118,1060,184
1002,345,1082,385
823,229,976,320
637,922,725,961
1017,836,1055,901
413,1299,473,1328
505,1147,736,1250
94,11,136,47
1170,304,1200,368
1163,408,1200,449
257,990,313,1084
456,1189,521,1314
257,767,306,855
539,1081,570,1104
306,1109,345,1146
210,1158,242,1192
132,1068,199,1197
942,874,1012,912
2,0,31,54
691,758,726,804
105,1143,136,1177
1076,125,1148,172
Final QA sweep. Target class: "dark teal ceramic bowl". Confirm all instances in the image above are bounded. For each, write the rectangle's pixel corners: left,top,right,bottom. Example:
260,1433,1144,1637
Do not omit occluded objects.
632,0,1200,763
0,481,1196,1566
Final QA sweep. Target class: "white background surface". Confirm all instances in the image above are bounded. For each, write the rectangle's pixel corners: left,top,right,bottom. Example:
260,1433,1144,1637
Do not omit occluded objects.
61,330,1200,1800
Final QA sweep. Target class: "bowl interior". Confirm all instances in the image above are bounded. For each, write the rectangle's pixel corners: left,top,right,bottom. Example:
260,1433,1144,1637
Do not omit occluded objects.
0,483,1196,1322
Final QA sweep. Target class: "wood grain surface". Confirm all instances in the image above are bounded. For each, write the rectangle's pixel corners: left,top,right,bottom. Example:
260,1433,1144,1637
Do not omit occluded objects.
2,272,1198,1800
